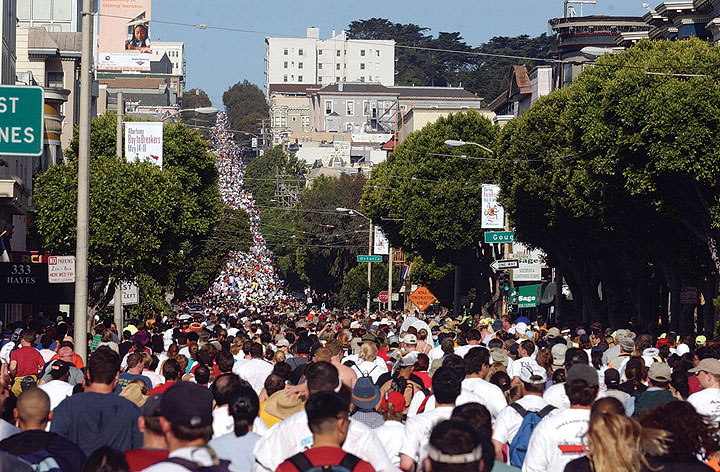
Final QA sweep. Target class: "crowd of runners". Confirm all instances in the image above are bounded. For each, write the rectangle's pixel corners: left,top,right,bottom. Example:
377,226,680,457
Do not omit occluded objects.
0,115,716,471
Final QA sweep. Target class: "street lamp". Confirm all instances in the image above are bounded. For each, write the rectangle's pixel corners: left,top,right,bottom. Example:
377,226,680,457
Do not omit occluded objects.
443,139,494,155
337,207,373,314
160,106,219,122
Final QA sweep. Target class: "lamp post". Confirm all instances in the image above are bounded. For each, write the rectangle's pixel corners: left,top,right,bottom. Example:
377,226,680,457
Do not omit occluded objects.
443,139,494,155
336,207,372,315
160,106,219,122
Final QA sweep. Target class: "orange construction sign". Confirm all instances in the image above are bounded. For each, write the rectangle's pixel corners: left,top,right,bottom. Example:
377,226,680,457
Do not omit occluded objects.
409,286,436,312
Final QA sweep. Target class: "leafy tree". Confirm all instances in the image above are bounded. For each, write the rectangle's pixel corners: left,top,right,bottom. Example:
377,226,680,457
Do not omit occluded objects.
34,113,234,320
223,80,269,135
180,88,215,128
361,110,498,314
340,262,402,309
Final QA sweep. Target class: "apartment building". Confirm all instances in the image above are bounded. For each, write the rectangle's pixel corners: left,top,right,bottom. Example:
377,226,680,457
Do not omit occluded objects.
17,0,82,32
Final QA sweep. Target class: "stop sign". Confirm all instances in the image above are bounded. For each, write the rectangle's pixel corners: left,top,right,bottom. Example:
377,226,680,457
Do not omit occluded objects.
378,291,389,303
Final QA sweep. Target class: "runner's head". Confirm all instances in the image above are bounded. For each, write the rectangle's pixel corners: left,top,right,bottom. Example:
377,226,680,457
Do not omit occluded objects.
158,381,214,447
432,366,462,405
306,391,350,446
87,346,120,387
305,361,340,395
425,420,484,472
15,387,50,430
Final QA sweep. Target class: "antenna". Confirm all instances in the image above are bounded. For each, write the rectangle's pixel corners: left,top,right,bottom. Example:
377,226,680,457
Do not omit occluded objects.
564,0,597,18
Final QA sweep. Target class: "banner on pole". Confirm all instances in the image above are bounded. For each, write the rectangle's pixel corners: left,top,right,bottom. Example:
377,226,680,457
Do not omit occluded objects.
374,226,389,255
481,184,504,229
125,122,163,167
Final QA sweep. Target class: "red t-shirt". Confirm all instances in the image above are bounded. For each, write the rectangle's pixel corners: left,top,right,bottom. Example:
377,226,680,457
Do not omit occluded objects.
10,346,44,377
276,447,375,472
689,373,702,395
148,380,176,395
124,448,169,471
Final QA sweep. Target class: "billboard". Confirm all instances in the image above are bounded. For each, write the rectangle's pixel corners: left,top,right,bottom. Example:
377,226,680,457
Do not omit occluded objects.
98,0,152,71
125,122,163,167
374,226,389,255
481,184,505,229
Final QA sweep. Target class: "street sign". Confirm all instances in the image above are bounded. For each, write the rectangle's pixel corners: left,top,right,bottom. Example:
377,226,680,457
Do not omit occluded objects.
409,286,436,312
680,286,697,305
378,291,389,303
108,281,139,306
391,293,400,302
0,262,74,303
484,231,516,243
490,259,520,271
0,85,44,156
357,255,383,263
47,256,75,284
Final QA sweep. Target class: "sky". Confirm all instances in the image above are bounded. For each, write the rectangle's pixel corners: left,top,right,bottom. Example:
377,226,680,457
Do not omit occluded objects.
151,1,646,107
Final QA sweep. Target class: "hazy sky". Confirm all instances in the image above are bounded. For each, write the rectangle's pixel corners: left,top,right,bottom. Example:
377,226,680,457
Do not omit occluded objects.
151,1,646,107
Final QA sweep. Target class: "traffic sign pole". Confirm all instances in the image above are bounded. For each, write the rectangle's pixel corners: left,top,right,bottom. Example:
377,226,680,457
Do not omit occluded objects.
367,223,372,315
0,85,44,156
113,91,124,334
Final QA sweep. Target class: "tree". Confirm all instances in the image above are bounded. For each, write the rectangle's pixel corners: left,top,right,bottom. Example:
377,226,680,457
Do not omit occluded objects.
361,110,498,313
180,88,215,128
223,80,269,135
340,262,402,309
34,113,233,320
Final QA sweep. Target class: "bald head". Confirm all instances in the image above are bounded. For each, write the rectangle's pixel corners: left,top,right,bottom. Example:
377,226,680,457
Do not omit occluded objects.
16,388,50,429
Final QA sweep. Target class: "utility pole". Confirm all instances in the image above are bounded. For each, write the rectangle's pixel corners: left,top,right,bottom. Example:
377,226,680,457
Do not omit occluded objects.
367,223,373,315
74,0,93,363
113,92,123,333
388,246,393,311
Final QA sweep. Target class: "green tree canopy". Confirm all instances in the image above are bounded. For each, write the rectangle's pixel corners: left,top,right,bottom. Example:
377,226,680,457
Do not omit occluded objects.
223,80,269,136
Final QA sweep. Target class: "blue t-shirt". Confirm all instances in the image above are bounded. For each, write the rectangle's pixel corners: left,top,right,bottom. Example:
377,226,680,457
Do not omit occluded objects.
208,431,261,470
115,373,152,394
51,392,142,456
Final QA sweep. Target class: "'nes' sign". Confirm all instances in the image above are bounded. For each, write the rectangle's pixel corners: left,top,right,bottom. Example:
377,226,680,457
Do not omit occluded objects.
48,256,76,284
0,85,44,156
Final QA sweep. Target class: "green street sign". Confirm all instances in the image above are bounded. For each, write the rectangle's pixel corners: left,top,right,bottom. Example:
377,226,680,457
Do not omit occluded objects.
357,255,383,263
484,231,516,243
0,85,44,156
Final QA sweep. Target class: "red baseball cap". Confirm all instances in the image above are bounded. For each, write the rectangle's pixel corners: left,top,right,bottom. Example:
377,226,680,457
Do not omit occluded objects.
380,391,406,413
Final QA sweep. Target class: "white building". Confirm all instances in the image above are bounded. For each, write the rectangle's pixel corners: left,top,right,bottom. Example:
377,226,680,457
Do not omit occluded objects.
152,41,185,79
264,27,394,93
17,0,82,32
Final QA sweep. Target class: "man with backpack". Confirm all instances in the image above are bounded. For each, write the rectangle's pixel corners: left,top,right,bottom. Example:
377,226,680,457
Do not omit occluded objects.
141,381,238,471
491,365,555,468
276,391,375,472
0,387,86,471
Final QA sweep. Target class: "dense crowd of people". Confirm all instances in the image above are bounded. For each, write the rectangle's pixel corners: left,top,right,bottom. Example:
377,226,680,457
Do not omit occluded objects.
0,114,718,472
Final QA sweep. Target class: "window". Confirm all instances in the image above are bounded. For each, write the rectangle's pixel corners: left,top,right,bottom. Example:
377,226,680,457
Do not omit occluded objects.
368,76,372,82
318,63,323,69
298,75,303,82
336,64,340,71
376,50,380,57
47,71,63,88
274,117,281,126
298,49,304,56
283,75,288,82
298,62,303,69
360,50,365,56
336,76,340,82
359,76,365,82
292,116,297,122
325,100,333,115
284,61,288,68
346,100,354,116
375,76,380,82
336,50,341,57
319,50,323,55
363,101,370,116
284,48,288,55
360,63,365,70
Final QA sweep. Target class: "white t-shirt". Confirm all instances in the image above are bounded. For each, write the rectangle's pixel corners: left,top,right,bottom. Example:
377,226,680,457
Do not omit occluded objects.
453,344,483,358
543,382,570,410
407,389,483,418
39,349,57,364
399,406,454,463
38,380,74,411
688,387,720,426
142,370,165,389
460,377,507,419
509,357,541,380
142,446,242,472
522,408,590,472
428,345,444,365
252,410,395,472
232,358,273,395
350,360,387,384
0,342,15,364
492,395,556,448
374,420,405,467
211,406,267,438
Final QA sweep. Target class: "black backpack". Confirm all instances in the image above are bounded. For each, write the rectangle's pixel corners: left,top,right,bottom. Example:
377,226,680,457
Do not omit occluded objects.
287,451,362,472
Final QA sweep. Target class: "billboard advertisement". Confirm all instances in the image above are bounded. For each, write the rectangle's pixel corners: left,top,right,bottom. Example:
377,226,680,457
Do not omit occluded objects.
481,184,505,229
98,0,152,71
125,122,163,167
374,226,389,255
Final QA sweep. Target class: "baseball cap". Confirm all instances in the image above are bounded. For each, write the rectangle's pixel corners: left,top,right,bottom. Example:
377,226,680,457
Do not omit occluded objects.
519,365,547,385
689,358,720,376
276,338,290,348
158,381,213,428
491,320,503,332
399,351,419,367
546,327,561,340
380,391,406,413
648,362,671,383
49,360,70,379
551,344,567,367
490,348,508,367
142,393,163,417
566,364,599,386
401,334,417,345
620,336,635,351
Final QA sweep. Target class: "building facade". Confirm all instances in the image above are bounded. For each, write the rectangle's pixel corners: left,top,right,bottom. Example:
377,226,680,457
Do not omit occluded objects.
17,0,82,32
264,27,394,93
151,41,185,96
642,1,720,42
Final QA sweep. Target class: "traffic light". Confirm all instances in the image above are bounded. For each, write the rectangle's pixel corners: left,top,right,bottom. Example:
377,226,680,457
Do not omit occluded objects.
499,271,511,294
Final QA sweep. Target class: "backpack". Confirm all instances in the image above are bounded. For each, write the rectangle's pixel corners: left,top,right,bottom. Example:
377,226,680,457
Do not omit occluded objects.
287,451,362,472
508,403,555,468
163,457,232,472
415,387,433,414
13,436,62,472
388,374,408,396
